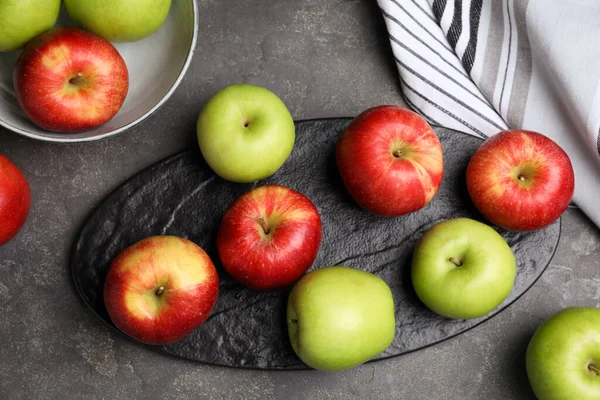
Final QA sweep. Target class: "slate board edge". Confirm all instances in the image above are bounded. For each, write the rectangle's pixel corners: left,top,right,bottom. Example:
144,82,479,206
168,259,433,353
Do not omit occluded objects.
68,117,562,370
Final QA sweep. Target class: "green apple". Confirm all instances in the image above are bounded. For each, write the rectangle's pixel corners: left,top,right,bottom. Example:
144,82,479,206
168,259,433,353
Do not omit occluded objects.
64,0,172,42
197,84,295,183
287,266,395,372
0,0,61,52
411,218,516,319
526,307,600,400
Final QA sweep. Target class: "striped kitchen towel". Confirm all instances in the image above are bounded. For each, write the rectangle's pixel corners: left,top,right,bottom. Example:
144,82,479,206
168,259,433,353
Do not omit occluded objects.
378,0,600,228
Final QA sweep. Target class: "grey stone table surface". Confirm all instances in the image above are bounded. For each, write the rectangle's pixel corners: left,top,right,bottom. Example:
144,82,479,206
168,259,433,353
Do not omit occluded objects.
0,1,598,399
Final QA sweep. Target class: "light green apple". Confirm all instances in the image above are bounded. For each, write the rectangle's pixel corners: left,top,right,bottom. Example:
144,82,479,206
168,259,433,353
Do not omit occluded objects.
0,0,61,52
64,0,172,42
287,266,395,372
197,84,295,183
411,218,516,319
526,307,600,400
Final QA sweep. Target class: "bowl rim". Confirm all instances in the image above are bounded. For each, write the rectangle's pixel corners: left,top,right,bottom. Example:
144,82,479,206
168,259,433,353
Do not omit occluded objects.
0,0,199,144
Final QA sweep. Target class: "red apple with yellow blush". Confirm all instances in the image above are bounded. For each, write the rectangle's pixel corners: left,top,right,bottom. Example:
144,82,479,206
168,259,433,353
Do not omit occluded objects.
104,236,219,345
466,130,574,231
13,27,129,133
336,105,444,217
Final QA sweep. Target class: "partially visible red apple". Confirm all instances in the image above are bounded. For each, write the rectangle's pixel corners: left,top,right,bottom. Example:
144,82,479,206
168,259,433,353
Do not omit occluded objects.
217,185,322,290
336,105,444,217
13,27,129,133
0,155,31,246
466,130,574,231
104,236,219,345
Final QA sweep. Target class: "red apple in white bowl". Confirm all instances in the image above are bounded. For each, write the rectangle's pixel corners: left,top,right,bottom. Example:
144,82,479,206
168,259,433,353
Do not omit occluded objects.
217,185,322,290
104,236,219,345
466,130,574,231
13,27,129,133
336,105,444,217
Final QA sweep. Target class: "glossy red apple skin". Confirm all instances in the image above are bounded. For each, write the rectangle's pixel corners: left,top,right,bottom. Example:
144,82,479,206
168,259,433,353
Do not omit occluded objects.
0,155,31,246
13,27,129,133
336,105,444,217
104,236,219,345
466,130,574,231
217,185,322,291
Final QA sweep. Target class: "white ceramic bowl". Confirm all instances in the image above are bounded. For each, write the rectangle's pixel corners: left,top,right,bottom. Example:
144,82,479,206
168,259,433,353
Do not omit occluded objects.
0,1,197,143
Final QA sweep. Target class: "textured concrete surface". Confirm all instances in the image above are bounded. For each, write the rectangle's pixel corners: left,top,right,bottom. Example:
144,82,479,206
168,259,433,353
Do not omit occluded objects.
0,1,598,399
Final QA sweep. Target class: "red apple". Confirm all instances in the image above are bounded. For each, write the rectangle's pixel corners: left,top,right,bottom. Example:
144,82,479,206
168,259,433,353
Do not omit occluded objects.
466,129,574,231
104,236,219,345
13,27,128,133
0,155,31,246
336,105,444,217
217,185,322,290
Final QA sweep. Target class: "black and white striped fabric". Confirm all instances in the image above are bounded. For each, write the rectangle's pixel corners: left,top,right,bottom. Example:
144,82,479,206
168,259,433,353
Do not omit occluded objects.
378,0,600,228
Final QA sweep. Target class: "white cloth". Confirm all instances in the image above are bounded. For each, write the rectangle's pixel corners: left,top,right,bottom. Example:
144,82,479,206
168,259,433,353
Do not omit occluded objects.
377,0,600,228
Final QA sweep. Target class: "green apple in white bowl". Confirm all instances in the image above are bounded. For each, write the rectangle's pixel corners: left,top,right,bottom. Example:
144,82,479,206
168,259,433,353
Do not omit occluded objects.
197,84,295,183
0,0,61,52
411,218,516,319
287,266,395,372
526,307,600,400
64,0,172,42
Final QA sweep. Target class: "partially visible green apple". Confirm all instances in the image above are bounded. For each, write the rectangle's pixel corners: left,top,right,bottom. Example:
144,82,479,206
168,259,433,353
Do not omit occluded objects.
287,266,395,372
197,84,295,183
411,218,516,319
526,307,600,400
0,0,61,52
64,0,172,42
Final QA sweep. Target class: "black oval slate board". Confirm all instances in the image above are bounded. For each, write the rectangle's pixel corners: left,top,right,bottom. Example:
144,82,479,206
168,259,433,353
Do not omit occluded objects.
71,118,560,370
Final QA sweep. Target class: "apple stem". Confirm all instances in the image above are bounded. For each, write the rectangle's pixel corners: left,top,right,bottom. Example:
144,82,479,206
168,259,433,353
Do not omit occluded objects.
155,286,165,296
69,73,85,86
257,216,270,235
288,319,298,324
518,175,526,182
449,257,463,267
392,149,402,158
589,364,600,376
